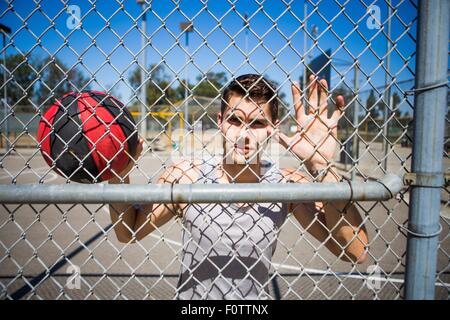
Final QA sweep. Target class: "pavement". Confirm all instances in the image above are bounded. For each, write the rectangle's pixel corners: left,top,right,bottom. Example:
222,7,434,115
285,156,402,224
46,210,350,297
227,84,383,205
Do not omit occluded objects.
0,141,449,300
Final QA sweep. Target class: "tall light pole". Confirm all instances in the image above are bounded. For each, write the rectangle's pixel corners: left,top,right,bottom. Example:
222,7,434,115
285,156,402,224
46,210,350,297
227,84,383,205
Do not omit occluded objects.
302,2,319,107
180,22,193,153
333,57,360,177
382,0,392,171
243,12,249,55
351,62,360,181
0,23,11,152
311,24,319,57
302,2,308,104
137,0,147,141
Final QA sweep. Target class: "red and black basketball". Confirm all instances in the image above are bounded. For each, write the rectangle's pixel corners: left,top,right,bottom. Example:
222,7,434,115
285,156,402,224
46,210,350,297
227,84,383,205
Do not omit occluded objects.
37,91,138,183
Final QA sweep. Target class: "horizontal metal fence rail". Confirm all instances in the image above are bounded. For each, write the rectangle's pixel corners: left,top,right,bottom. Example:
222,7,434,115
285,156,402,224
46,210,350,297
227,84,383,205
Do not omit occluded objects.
0,174,403,204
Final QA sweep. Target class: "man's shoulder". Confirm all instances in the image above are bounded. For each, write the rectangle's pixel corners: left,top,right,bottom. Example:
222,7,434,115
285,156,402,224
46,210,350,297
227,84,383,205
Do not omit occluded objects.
159,158,207,184
280,167,310,183
170,158,205,170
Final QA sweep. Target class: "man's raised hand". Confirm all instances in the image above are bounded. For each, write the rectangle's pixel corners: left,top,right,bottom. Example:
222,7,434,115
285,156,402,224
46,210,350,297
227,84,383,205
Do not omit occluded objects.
270,74,345,171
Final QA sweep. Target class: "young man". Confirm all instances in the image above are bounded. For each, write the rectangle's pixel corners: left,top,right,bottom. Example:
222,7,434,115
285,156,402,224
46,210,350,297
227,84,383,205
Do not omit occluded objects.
108,74,368,299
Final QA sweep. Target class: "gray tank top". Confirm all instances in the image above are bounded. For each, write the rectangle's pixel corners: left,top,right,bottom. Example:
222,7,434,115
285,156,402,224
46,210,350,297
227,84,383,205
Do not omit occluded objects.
175,156,289,300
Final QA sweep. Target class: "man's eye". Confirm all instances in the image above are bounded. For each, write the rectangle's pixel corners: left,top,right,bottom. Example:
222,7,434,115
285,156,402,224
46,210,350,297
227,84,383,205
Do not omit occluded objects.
228,117,241,125
251,121,266,127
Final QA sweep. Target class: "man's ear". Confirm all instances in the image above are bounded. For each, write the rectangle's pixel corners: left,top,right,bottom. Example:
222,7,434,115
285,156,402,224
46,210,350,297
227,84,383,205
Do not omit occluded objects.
217,112,222,126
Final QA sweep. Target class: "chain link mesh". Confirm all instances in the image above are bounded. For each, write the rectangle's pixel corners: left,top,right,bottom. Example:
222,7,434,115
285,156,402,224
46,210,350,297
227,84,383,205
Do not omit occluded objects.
0,0,448,300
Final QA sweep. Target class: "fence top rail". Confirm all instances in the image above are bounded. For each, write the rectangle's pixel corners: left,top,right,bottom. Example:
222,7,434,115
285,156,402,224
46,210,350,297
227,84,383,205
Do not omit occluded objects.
0,174,403,204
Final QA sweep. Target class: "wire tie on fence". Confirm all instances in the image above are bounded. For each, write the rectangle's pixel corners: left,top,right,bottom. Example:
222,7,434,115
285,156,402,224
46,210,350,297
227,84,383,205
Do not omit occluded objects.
339,175,354,213
403,172,445,188
170,180,183,219
404,80,449,96
398,223,443,239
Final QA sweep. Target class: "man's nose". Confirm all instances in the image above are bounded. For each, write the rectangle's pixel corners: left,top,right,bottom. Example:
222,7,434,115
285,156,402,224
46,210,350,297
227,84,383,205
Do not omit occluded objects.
236,127,251,143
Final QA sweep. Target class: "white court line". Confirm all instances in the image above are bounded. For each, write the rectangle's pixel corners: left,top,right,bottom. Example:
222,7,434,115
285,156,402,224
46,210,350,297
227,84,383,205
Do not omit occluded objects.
145,235,450,288
271,262,405,283
41,172,58,182
0,171,57,182
148,233,184,247
271,263,450,288
0,166,54,179
0,169,58,182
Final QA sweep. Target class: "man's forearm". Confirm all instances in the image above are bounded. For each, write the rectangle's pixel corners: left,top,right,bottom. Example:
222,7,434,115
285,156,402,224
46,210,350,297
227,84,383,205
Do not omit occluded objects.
313,163,352,224
109,175,137,241
312,162,368,262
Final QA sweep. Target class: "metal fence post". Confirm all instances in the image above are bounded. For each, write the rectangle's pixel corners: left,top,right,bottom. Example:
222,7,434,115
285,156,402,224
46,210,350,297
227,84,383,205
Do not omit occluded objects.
138,0,148,141
404,0,449,300
351,62,359,181
1,24,11,152
382,0,392,171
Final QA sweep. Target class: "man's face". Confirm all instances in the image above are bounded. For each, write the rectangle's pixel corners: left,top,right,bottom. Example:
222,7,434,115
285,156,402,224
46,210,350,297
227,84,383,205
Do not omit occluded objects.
218,95,274,165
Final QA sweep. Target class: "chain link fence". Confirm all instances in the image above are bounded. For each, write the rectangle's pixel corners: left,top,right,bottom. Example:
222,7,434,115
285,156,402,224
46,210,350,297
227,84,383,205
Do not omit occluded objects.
0,0,448,300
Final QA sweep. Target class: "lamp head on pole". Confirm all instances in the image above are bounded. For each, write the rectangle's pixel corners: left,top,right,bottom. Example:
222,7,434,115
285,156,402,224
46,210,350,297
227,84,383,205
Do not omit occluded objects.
180,22,193,33
243,13,249,27
0,24,12,34
311,24,319,38
180,22,193,46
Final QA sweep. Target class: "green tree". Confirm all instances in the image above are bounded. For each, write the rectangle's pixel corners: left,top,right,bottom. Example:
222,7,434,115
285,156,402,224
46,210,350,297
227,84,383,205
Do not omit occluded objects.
129,63,178,107
173,78,193,102
366,89,382,120
1,54,38,107
34,57,90,109
331,85,355,135
392,92,402,118
193,72,228,98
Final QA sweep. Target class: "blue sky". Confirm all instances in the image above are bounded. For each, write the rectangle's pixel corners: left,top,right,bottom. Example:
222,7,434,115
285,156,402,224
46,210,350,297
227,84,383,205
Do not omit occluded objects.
1,0,418,115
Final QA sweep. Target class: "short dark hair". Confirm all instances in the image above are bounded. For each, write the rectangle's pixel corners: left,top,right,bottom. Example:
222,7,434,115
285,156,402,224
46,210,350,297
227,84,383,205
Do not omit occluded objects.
221,74,278,121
